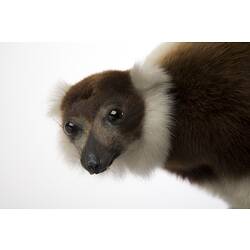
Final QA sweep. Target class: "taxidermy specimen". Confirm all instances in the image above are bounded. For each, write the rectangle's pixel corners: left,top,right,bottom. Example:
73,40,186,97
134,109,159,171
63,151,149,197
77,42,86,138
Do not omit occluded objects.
50,43,250,208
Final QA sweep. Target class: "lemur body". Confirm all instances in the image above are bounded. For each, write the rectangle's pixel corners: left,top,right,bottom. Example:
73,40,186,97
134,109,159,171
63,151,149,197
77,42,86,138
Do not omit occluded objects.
51,43,250,208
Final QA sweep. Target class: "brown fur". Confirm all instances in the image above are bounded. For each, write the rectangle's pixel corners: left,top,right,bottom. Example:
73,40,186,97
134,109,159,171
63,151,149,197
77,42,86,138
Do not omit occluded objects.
163,43,250,183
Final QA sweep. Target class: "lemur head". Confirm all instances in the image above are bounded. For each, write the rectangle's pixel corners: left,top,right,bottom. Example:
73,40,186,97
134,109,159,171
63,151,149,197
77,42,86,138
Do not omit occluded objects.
50,62,172,176
61,70,145,175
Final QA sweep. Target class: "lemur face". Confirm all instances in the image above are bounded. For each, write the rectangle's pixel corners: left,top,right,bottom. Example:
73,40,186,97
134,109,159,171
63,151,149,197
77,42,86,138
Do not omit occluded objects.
60,71,145,175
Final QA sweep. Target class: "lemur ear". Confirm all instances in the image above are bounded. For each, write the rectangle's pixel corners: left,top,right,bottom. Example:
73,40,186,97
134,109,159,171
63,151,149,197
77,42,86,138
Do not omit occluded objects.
130,63,170,91
48,81,71,119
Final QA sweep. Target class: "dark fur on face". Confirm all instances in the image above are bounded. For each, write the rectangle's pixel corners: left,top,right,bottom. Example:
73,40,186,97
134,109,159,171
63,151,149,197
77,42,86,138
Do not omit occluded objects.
60,70,145,174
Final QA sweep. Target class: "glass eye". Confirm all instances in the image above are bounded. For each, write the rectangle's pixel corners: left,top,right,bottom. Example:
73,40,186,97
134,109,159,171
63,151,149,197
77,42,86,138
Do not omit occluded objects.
107,109,124,123
64,121,81,137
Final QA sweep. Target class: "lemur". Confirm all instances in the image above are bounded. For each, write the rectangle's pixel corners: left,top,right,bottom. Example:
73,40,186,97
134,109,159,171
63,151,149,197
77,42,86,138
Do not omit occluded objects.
50,43,250,208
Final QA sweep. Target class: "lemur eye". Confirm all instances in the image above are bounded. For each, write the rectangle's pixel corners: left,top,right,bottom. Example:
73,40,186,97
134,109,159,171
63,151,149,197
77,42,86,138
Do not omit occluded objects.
107,109,124,123
64,122,81,137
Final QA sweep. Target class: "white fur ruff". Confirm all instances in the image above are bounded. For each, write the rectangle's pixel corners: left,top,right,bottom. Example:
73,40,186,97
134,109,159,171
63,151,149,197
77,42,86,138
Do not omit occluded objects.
112,48,174,177
48,81,71,119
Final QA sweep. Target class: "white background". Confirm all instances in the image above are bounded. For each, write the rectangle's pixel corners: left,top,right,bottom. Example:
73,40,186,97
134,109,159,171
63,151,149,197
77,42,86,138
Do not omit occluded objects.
0,43,227,208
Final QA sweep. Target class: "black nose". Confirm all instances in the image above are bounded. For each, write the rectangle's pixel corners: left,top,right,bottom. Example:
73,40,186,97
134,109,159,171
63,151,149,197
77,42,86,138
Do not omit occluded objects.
82,153,107,175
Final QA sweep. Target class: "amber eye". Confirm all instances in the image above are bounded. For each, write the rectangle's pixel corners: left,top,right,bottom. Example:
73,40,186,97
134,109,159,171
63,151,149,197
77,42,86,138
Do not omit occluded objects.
107,109,124,123
64,122,82,137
